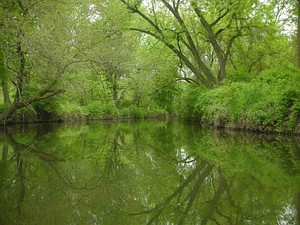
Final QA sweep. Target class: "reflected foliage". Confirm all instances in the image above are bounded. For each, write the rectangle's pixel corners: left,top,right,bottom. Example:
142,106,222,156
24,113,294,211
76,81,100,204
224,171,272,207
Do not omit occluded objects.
0,122,299,225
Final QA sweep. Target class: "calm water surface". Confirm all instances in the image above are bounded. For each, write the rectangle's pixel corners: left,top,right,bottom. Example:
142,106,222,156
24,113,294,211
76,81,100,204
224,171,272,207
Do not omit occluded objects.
0,121,299,225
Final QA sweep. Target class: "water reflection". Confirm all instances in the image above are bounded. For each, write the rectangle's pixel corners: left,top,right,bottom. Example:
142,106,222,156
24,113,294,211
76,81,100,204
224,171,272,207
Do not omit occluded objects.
0,121,299,225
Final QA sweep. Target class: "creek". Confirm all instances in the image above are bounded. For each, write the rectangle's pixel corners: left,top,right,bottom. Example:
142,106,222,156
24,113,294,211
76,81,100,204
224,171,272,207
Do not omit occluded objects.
0,121,299,225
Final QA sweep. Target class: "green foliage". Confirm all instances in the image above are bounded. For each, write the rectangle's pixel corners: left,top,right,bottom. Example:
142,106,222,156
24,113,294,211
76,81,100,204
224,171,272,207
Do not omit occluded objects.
0,103,9,112
87,101,118,118
193,67,300,131
119,105,167,119
0,0,299,135
34,100,61,114
57,104,88,119
152,83,179,113
174,83,205,120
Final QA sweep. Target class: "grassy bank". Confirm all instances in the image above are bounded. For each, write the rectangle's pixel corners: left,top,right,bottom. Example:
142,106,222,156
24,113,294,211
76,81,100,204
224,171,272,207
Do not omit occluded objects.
181,67,300,133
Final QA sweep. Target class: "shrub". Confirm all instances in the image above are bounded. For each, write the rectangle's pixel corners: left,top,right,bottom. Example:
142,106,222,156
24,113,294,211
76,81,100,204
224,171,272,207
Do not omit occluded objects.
119,105,167,119
193,67,300,131
174,84,205,120
87,101,117,118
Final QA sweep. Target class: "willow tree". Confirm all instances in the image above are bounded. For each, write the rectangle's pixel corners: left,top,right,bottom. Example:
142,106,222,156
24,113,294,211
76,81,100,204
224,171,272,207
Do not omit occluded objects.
119,0,263,88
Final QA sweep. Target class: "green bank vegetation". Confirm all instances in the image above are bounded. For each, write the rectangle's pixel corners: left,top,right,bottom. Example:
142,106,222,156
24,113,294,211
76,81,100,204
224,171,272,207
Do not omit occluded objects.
179,67,300,132
0,0,300,132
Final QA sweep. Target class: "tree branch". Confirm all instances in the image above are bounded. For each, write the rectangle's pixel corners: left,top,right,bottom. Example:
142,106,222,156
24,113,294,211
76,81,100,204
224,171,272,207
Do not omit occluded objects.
161,0,215,85
120,0,214,88
210,8,230,27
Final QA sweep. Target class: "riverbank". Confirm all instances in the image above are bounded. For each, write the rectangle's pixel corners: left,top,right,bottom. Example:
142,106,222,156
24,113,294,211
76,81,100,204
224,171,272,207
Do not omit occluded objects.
1,68,299,134
3,114,300,136
178,67,300,134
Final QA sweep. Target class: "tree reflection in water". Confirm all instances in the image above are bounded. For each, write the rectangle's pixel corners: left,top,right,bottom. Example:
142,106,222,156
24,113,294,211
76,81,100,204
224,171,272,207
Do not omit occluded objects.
0,121,299,225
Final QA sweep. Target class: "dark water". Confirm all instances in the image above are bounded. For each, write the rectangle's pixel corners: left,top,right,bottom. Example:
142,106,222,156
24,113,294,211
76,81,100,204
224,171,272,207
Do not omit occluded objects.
0,121,299,225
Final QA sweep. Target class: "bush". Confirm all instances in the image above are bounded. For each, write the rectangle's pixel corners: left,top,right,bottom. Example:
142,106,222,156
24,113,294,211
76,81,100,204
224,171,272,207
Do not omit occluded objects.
174,83,205,120
57,103,88,120
86,101,117,118
119,105,167,119
193,67,300,132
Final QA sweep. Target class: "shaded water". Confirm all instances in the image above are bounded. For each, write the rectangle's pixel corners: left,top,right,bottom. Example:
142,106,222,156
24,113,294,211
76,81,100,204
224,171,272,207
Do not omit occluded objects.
0,121,299,225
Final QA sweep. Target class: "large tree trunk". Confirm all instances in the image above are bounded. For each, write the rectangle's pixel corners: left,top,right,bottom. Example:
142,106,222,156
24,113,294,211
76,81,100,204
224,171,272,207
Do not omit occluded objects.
0,52,11,104
14,29,26,103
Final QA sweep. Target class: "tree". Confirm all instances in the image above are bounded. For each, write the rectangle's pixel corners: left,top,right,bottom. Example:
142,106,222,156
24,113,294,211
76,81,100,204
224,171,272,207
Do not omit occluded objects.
226,1,296,81
119,0,265,88
268,0,299,68
0,0,83,124
70,0,138,110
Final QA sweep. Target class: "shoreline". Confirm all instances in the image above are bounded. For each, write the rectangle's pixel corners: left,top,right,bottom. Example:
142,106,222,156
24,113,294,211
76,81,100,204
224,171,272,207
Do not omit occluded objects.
1,116,299,136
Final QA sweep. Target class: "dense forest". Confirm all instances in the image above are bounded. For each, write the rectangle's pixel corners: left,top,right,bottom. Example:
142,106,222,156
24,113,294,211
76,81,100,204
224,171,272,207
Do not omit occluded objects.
0,0,300,132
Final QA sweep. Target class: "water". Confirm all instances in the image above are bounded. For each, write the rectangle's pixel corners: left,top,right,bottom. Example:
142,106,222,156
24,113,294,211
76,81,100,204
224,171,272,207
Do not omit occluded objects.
0,121,299,225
